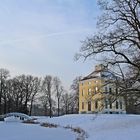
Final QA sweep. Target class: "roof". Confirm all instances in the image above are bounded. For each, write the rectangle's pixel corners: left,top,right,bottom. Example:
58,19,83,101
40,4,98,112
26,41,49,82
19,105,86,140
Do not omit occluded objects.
80,68,115,81
81,69,105,81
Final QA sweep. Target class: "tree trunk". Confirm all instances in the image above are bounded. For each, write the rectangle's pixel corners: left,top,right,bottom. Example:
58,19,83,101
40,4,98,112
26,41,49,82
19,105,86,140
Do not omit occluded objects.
49,101,52,118
29,99,33,116
29,94,36,116
4,96,7,114
58,98,60,116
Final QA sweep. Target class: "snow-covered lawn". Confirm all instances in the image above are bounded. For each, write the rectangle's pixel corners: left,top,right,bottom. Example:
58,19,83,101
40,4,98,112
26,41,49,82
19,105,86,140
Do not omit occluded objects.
37,114,140,140
0,114,140,140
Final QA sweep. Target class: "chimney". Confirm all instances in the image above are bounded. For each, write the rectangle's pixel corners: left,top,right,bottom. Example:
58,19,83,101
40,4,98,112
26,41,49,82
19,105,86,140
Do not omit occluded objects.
95,64,106,71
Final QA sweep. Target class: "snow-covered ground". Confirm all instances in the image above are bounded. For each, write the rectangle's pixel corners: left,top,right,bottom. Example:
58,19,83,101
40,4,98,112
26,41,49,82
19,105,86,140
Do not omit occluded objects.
0,114,140,140
37,114,140,140
0,121,76,140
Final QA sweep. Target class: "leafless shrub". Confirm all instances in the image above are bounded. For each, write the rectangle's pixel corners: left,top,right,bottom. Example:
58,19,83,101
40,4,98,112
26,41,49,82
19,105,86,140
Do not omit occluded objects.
63,125,88,140
41,122,58,128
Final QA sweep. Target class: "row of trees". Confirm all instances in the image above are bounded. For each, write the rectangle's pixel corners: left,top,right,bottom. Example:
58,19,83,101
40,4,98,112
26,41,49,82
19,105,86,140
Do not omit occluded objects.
76,0,140,113
0,69,79,117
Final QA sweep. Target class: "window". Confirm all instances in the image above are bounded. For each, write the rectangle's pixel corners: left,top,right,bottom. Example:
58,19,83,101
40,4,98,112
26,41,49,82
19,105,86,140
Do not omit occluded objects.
95,80,98,83
109,100,112,109
105,99,108,109
116,101,119,109
82,89,84,96
94,87,98,94
109,87,112,94
95,87,98,91
88,88,92,95
88,81,91,85
82,102,84,110
95,100,98,109
88,101,91,111
120,101,123,109
105,87,108,93
115,88,118,94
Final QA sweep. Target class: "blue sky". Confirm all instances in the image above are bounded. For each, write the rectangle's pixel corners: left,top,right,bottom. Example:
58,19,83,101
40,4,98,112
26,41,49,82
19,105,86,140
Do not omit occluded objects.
0,0,100,90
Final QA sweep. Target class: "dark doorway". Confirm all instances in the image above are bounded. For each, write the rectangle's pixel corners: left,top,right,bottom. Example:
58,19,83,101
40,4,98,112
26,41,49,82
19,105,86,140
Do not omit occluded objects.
88,101,91,111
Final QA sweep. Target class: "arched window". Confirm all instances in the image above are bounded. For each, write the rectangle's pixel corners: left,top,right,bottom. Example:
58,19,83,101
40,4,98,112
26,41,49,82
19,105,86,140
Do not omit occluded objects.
82,89,84,96
105,99,108,109
94,87,98,94
109,87,112,94
109,99,112,109
115,88,118,94
116,101,119,109
82,102,84,110
88,101,91,111
95,100,98,109
88,88,92,95
120,101,123,109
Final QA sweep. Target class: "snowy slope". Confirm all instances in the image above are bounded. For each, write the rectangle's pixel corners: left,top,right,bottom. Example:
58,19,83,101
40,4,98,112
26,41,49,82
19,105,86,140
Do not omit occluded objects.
37,114,140,140
0,114,140,140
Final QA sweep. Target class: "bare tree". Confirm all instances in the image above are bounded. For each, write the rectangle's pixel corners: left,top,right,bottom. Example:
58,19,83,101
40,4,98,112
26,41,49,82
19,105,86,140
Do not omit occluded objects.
29,77,41,116
0,69,10,114
76,0,140,70
42,75,53,118
61,93,69,114
53,77,64,116
39,95,50,116
70,76,82,113
76,0,140,113
61,93,75,114
17,75,39,114
8,75,41,115
9,76,25,112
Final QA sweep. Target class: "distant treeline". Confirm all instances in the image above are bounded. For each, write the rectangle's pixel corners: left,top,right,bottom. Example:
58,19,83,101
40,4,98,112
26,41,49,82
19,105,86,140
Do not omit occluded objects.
0,68,79,117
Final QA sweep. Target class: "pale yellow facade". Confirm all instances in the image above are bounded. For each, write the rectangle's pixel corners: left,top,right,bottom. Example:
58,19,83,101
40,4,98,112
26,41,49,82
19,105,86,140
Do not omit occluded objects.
79,65,126,114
